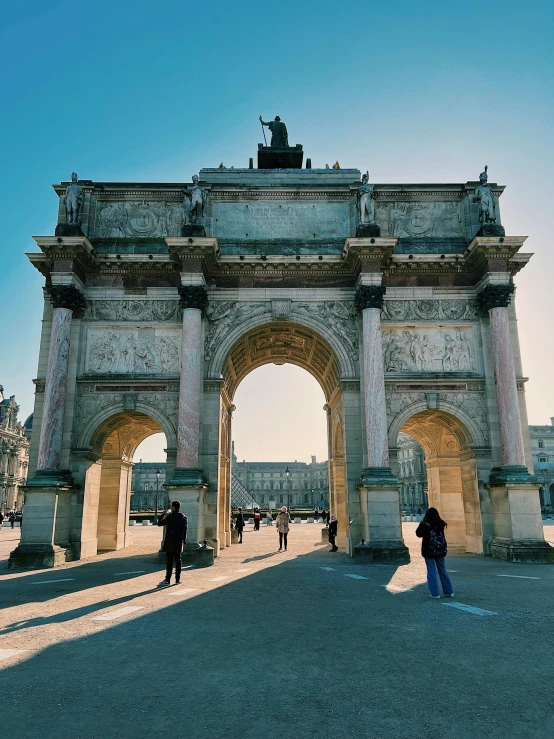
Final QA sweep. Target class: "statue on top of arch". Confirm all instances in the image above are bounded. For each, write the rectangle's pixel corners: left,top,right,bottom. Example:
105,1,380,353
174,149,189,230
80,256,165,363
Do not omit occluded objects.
473,165,505,236
183,174,207,236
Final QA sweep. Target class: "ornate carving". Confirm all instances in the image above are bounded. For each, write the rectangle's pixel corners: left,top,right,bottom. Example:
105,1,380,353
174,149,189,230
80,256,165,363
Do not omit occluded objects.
381,299,477,321
48,285,87,317
473,166,497,225
95,201,182,238
382,328,475,373
183,175,207,227
271,299,292,319
354,286,386,311
375,201,464,238
356,172,376,225
85,300,180,322
386,393,426,425
292,301,359,359
476,284,514,312
204,302,269,360
438,392,490,444
178,286,209,313
86,329,180,375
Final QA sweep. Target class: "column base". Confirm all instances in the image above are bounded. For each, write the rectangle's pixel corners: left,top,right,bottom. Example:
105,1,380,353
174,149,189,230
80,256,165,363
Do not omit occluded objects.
321,526,329,543
360,467,398,485
8,543,73,569
489,466,538,485
168,467,208,487
353,540,410,563
490,538,554,564
26,469,74,489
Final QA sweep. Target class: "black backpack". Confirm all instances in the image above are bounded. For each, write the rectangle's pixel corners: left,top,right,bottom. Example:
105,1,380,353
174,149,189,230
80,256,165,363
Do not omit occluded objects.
428,526,447,558
169,514,186,543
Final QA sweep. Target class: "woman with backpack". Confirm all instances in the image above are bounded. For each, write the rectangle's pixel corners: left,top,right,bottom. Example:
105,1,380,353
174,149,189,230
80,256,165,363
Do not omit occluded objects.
416,507,455,599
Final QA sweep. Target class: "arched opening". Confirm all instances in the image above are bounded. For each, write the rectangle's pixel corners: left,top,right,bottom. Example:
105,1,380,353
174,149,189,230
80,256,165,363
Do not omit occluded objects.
131,433,167,511
215,321,350,551
80,411,168,555
398,409,483,554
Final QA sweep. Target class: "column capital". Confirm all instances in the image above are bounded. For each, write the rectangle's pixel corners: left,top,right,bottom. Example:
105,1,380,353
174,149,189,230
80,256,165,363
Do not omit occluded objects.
178,285,209,313
354,285,386,312
47,285,87,318
476,283,514,312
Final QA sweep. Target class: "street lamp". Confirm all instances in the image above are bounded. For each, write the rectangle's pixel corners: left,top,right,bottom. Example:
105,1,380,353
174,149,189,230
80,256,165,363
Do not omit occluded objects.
537,461,550,509
251,490,254,510
285,466,291,511
154,467,161,524
311,487,314,509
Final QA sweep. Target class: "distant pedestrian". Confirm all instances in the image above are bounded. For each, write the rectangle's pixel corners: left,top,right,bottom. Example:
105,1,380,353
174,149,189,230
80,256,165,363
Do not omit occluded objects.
328,514,338,552
157,500,188,586
416,507,454,599
276,506,291,552
314,508,319,522
267,511,274,526
254,507,261,531
235,507,245,543
0,512,3,531
9,512,16,529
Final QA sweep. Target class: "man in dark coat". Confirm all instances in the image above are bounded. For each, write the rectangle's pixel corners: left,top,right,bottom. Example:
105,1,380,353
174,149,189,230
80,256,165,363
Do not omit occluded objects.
235,507,245,543
158,500,187,586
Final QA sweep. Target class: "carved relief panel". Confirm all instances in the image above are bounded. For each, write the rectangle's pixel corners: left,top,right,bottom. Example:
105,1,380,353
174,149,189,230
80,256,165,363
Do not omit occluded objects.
375,201,464,238
382,327,477,373
93,202,183,238
83,327,181,375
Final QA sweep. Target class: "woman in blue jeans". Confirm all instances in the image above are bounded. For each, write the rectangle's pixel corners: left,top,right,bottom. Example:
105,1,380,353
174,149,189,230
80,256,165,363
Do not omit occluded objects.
416,508,455,599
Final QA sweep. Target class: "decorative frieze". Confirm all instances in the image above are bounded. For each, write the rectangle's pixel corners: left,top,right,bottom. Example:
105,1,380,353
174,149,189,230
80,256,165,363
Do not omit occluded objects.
85,328,180,375
84,300,180,322
382,299,477,322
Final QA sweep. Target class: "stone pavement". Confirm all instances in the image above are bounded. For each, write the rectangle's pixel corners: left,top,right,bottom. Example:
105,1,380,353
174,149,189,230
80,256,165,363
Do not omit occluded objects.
1,522,554,739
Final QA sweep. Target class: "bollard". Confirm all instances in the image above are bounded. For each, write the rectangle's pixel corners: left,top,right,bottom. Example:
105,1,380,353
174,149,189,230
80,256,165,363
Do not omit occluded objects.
194,539,215,568
142,520,149,526
321,527,329,543
129,520,135,527
231,528,239,544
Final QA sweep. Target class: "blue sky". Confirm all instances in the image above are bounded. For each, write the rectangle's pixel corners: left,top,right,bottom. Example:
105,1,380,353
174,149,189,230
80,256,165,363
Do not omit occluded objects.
1,0,553,461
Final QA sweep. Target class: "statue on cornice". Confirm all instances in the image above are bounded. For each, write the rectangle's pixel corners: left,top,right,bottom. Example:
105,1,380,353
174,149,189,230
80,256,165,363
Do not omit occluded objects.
259,115,289,147
356,172,376,225
473,166,497,225
63,172,84,225
184,174,207,226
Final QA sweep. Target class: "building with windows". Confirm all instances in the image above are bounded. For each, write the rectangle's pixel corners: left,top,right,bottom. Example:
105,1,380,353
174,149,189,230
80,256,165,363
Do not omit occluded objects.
397,433,428,512
131,461,165,510
529,419,554,510
0,387,30,512
232,445,329,509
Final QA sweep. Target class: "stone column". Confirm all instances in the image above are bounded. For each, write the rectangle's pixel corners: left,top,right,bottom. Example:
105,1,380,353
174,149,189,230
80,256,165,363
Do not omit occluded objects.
354,285,409,563
9,285,86,569
478,284,554,562
166,285,210,560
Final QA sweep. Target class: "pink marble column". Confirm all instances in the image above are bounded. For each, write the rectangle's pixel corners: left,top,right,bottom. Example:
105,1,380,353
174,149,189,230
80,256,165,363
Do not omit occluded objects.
489,305,526,467
362,307,389,468
176,308,203,469
37,307,73,471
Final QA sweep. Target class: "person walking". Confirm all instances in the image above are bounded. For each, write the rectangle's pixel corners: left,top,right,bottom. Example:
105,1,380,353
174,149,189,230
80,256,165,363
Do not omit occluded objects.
416,507,455,599
253,507,261,531
157,500,187,586
328,514,338,552
0,511,3,532
276,506,291,552
314,508,319,523
235,507,245,543
9,512,15,529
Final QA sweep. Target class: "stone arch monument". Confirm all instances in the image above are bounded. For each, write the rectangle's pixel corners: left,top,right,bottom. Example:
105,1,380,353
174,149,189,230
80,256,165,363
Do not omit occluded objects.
10,151,554,567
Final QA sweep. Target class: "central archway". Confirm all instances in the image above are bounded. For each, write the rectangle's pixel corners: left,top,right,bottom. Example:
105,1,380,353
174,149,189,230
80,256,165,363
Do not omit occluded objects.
212,320,357,552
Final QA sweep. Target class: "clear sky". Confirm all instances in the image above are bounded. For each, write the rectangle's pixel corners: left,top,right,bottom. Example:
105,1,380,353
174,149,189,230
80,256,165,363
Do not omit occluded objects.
1,0,553,463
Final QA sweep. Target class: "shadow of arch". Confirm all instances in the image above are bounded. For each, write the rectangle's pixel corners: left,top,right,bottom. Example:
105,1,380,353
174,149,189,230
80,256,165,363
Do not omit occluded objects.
395,408,484,555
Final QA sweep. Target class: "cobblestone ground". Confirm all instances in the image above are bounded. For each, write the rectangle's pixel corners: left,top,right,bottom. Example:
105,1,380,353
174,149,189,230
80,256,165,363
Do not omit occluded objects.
1,521,554,739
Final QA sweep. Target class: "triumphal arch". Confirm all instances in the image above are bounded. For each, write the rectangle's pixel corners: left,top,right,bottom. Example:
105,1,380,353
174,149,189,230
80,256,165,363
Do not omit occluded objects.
10,123,554,568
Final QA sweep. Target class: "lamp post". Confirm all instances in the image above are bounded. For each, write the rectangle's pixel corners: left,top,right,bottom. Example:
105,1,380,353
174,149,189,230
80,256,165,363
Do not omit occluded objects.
285,466,291,511
251,489,254,510
311,487,314,509
537,461,550,509
154,467,161,524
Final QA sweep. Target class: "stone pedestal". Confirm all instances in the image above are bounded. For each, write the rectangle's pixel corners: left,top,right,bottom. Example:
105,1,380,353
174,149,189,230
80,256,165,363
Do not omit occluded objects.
194,540,215,568
358,470,410,563
54,223,84,237
353,541,374,561
8,482,74,569
181,225,206,237
489,482,554,563
257,144,303,169
166,471,208,557
356,223,381,238
321,527,329,543
231,528,239,544
476,224,505,237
